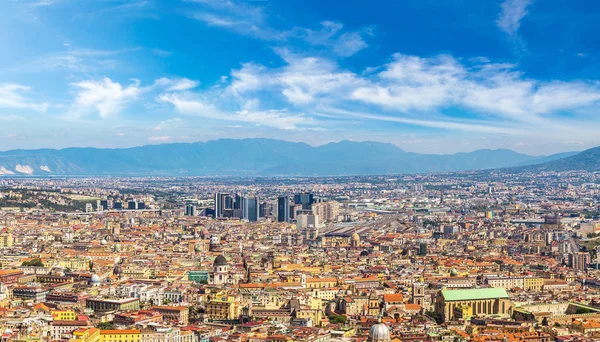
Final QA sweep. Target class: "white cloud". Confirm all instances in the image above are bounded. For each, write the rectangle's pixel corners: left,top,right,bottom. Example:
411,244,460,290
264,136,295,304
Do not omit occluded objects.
190,0,286,41
333,31,369,57
31,0,53,8
564,140,585,146
290,21,370,57
154,77,199,91
152,48,172,57
0,115,26,121
0,83,48,112
12,48,136,73
158,93,312,130
350,54,600,123
148,136,172,142
153,118,182,131
319,106,521,135
497,0,532,36
71,77,141,119
189,1,369,56
190,50,600,138
231,51,363,105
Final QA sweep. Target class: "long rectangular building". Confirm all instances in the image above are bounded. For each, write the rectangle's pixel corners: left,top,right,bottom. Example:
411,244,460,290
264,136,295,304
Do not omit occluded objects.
435,288,513,322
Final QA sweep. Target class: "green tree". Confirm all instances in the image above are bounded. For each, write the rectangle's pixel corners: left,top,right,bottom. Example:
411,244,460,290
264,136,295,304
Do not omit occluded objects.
22,258,44,267
328,314,347,324
97,322,115,330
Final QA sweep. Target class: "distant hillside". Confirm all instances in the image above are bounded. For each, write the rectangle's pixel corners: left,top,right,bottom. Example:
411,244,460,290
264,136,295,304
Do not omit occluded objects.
0,138,578,176
520,147,600,172
514,151,579,167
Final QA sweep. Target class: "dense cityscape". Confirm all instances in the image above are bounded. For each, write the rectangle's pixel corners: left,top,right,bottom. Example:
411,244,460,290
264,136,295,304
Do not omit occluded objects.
4,0,600,340
0,170,599,341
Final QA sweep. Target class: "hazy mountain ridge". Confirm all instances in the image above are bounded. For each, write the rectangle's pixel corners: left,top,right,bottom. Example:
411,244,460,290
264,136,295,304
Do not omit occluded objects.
518,147,600,172
0,139,581,176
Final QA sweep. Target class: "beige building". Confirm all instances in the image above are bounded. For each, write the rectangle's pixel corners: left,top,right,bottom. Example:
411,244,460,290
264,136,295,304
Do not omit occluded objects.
434,288,513,322
311,202,339,222
149,306,189,325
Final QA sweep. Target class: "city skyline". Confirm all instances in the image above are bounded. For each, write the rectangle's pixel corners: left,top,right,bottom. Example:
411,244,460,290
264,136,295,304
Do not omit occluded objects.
2,0,600,154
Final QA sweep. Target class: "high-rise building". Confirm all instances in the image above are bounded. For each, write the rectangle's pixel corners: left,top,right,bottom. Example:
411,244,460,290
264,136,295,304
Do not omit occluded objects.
127,201,137,210
234,194,243,210
419,242,427,256
569,252,590,272
259,202,269,218
185,204,196,216
243,196,259,222
294,192,315,210
214,193,230,218
100,199,113,210
296,214,319,230
277,196,290,222
311,201,340,222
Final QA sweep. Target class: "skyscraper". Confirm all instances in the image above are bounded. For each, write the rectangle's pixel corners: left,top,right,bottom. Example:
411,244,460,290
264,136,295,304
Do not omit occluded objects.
294,192,315,210
277,196,290,222
243,196,259,222
185,204,196,216
214,193,230,218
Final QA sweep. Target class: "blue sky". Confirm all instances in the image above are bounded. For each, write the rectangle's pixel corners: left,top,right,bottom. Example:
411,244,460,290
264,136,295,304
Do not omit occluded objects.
1,0,600,154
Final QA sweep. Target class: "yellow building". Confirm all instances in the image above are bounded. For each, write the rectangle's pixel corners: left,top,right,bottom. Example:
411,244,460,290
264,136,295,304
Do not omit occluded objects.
0,231,13,247
524,277,544,291
306,278,337,289
99,330,140,342
59,258,90,271
453,304,473,320
52,310,77,321
72,328,100,342
122,267,150,279
308,289,338,301
295,308,324,326
205,293,242,321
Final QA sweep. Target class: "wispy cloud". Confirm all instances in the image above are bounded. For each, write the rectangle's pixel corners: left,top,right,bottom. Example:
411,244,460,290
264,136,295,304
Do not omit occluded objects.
153,118,182,131
158,92,313,130
0,83,48,112
184,49,600,137
10,48,138,73
153,77,199,91
152,48,172,57
148,135,172,142
188,0,370,57
497,0,532,36
68,76,201,119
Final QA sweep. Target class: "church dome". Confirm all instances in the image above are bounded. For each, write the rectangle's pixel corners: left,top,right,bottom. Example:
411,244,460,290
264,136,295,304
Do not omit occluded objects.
113,265,122,275
114,243,121,252
360,250,370,256
210,236,220,245
213,255,228,267
101,238,107,245
368,322,390,342
351,232,360,241
89,274,101,285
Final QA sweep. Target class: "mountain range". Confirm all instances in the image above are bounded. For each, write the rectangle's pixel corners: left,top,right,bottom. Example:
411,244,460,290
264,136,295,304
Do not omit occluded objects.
0,139,586,176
